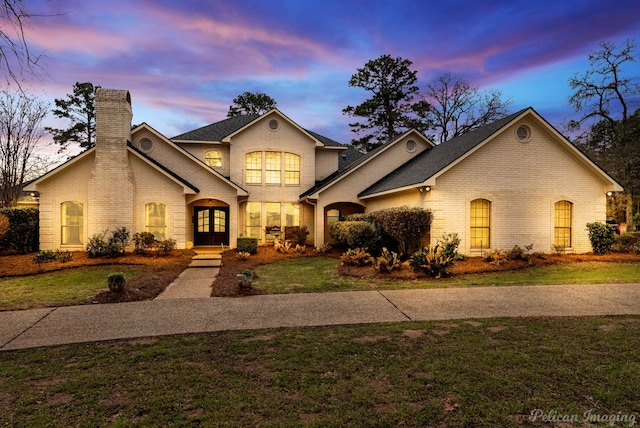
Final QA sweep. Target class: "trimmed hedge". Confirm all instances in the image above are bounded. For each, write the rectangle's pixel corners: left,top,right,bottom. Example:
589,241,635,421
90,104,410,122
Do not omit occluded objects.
0,207,39,253
329,220,380,250
237,237,258,254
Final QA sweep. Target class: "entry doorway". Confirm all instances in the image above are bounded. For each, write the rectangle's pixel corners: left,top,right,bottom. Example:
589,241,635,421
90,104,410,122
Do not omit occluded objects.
194,206,229,245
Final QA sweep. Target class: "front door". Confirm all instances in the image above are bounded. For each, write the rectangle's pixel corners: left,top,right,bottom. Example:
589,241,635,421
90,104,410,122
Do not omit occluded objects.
194,206,229,246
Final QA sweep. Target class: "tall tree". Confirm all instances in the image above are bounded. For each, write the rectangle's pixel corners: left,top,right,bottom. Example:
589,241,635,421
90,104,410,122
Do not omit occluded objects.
45,82,99,152
343,54,420,152
0,88,48,207
227,92,277,117
414,73,512,144
0,0,45,88
568,39,640,230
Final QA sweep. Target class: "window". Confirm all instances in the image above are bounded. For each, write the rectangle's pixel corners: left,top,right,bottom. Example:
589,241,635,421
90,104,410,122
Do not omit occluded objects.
327,209,340,224
554,201,572,248
516,125,531,143
146,202,167,240
213,209,226,233
470,199,490,249
285,153,300,185
246,152,262,184
205,150,222,168
61,201,83,245
246,202,262,238
285,203,300,226
138,138,153,152
265,152,281,184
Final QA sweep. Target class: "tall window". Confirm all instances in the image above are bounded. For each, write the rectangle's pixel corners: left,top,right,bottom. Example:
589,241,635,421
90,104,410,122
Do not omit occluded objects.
265,152,281,184
246,152,262,184
554,201,572,248
205,150,222,168
285,203,300,226
470,199,491,249
285,153,300,185
146,202,167,240
246,202,262,238
61,201,83,245
327,209,340,225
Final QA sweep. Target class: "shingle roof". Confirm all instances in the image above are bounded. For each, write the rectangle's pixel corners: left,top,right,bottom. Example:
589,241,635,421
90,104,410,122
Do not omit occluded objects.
171,114,345,149
358,108,530,197
171,115,260,141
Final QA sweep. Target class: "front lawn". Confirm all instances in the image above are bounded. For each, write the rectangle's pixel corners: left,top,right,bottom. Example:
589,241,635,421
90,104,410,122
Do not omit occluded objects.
253,258,640,293
1,316,638,426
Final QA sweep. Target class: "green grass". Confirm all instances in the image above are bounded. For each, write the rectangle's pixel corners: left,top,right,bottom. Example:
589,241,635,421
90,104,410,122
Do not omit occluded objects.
1,316,639,426
254,257,640,293
0,266,145,310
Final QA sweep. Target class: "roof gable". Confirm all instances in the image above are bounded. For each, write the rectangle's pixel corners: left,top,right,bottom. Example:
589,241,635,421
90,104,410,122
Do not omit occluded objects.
359,108,623,198
301,129,432,198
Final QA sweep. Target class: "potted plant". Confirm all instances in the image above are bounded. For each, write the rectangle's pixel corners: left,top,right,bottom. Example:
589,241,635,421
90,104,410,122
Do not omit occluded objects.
107,272,126,292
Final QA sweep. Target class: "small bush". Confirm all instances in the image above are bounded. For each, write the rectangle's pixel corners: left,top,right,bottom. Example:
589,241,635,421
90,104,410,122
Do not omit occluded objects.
330,221,380,250
237,237,258,254
157,238,176,254
314,244,332,255
0,207,39,253
484,249,507,265
274,239,292,253
87,231,119,258
340,247,372,267
285,226,309,246
294,244,306,254
368,206,432,255
236,251,251,261
109,226,131,255
373,247,401,273
132,232,156,254
613,232,640,253
410,245,455,278
439,233,461,261
107,272,126,293
586,222,615,255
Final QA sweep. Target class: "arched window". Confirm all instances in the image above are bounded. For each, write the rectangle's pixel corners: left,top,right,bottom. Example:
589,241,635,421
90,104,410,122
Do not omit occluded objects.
146,202,167,240
246,152,262,184
470,199,491,249
554,201,572,248
205,150,222,168
61,201,83,245
327,209,341,224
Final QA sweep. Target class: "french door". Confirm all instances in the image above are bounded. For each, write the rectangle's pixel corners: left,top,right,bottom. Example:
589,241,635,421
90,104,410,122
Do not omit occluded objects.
194,206,229,245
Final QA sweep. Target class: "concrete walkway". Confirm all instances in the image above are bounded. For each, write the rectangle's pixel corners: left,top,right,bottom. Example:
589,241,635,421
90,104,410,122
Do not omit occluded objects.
154,249,222,300
2,282,640,351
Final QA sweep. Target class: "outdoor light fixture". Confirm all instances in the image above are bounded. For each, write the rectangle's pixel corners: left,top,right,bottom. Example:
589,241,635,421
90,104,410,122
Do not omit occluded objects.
418,186,431,193
607,191,613,196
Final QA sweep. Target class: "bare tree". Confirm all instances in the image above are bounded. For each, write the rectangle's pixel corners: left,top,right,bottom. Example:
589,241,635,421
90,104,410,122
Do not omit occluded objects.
0,89,48,207
568,39,640,230
0,0,45,88
414,73,512,144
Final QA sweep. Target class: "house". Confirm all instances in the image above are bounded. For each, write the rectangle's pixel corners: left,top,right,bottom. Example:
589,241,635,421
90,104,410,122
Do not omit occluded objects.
25,88,622,254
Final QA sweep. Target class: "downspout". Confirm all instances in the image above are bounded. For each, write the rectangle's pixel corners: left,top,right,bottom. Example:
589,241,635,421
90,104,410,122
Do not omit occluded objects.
304,197,318,247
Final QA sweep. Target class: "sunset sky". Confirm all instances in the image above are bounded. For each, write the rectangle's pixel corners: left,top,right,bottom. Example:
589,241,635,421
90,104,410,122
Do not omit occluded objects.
22,0,640,151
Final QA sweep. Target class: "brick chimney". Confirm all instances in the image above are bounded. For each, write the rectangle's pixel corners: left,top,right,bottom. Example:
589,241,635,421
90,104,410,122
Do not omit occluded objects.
88,89,134,239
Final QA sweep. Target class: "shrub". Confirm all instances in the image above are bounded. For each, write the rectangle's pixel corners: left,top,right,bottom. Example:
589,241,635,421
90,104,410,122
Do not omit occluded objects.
109,226,131,255
314,244,332,255
157,238,176,254
285,226,309,245
439,233,461,261
132,232,156,254
368,206,432,256
0,213,9,238
586,222,615,255
294,244,306,254
0,207,39,253
87,231,119,258
340,247,372,267
373,247,401,273
274,239,292,253
107,272,126,292
329,221,380,250
32,250,56,267
236,251,251,261
237,237,258,254
410,244,455,278
484,249,507,265
613,232,640,253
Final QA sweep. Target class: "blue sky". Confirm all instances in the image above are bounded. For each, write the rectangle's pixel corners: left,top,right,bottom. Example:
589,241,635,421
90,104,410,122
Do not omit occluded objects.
23,0,640,152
